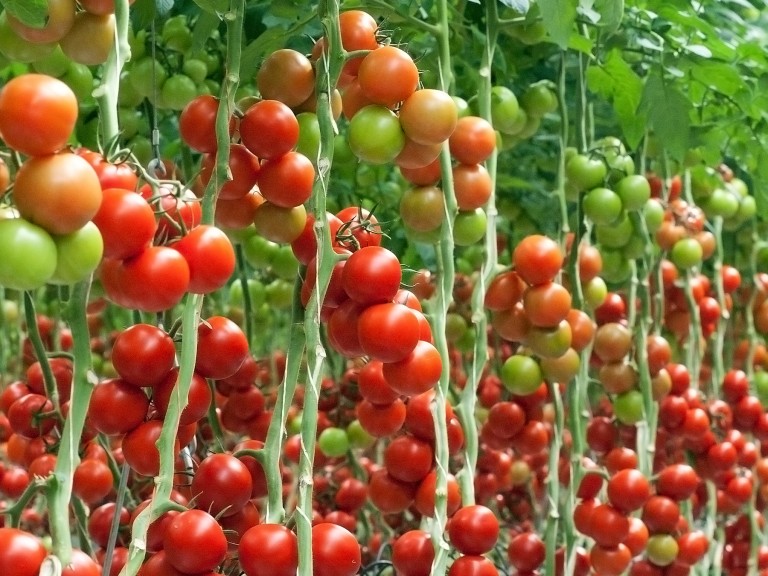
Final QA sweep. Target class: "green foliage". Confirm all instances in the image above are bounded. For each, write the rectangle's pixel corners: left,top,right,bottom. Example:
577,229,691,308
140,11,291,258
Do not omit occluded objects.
0,0,47,28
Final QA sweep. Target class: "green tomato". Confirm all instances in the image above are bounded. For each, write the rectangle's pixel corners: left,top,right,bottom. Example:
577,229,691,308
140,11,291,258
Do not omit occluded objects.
287,413,302,436
622,235,647,260
182,58,209,84
670,238,703,270
333,132,355,165
643,198,665,233
317,427,350,458
645,534,679,567
566,154,607,191
128,27,147,60
615,175,651,211
0,13,56,63
594,215,633,249
31,45,70,77
50,222,104,285
228,278,267,309
583,187,623,225
501,354,543,396
515,114,541,140
129,57,168,98
265,279,293,309
296,112,321,164
243,233,279,269
2,299,19,323
755,371,768,405
520,84,558,118
452,96,471,118
613,389,644,425
348,105,405,165
454,208,487,246
128,135,152,166
700,188,740,219
600,248,632,284
583,276,608,309
162,16,192,52
161,74,197,111
61,61,94,102
118,107,142,139
118,72,144,107
445,312,468,343
490,86,520,134
347,419,375,449
0,218,58,290
271,245,299,280
405,223,442,245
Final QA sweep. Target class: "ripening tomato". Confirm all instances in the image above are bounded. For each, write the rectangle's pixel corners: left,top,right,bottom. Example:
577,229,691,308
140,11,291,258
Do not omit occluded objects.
0,74,78,156
513,234,563,286
59,12,115,66
7,0,75,43
357,46,419,108
398,89,458,145
13,152,102,235
257,49,315,107
449,116,496,165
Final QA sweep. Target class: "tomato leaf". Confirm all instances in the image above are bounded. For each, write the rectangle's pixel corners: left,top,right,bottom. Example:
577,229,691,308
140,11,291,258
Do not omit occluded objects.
497,0,530,13
191,0,228,12
192,10,221,51
690,62,746,98
639,73,691,161
0,0,47,28
593,0,623,34
538,0,577,49
586,50,645,149
156,0,174,16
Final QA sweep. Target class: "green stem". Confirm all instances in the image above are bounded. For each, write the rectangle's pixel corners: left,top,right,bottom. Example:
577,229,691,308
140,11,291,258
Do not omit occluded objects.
455,0,500,507
47,280,95,564
101,462,131,576
429,0,458,572
23,291,61,415
295,3,345,575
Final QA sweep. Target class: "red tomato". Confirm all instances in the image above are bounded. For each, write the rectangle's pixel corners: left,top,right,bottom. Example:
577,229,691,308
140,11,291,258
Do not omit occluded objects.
447,505,499,555
111,324,176,388
196,316,250,380
239,524,298,576
257,151,315,208
92,187,157,259
342,246,401,304
171,225,235,294
357,302,420,363
0,528,48,576
240,99,299,159
162,510,228,574
311,523,361,576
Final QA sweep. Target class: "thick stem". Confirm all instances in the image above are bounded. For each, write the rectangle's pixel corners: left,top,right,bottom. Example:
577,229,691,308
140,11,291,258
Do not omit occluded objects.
295,2,345,575
456,0,500,507
429,1,458,572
